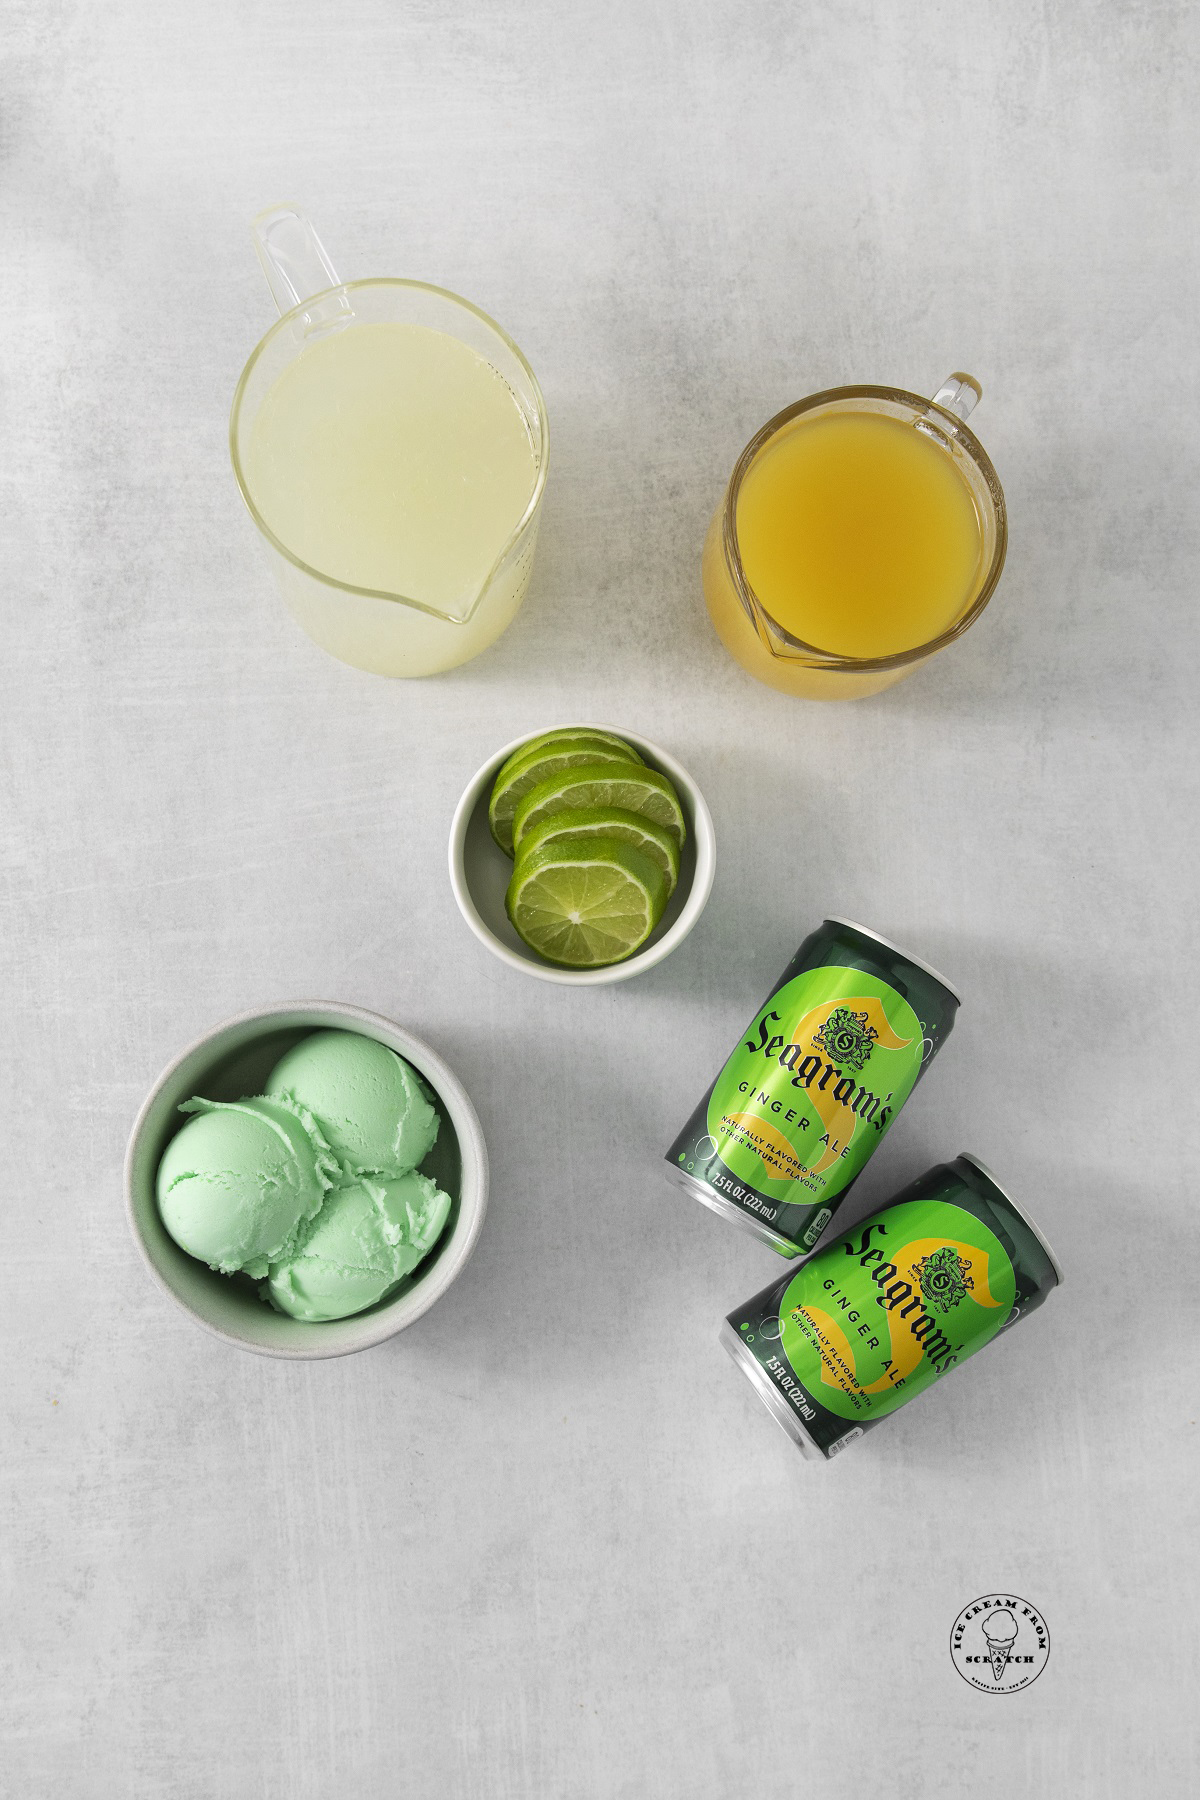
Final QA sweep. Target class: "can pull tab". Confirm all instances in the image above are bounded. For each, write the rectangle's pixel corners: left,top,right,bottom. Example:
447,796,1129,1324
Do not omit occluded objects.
931,373,982,423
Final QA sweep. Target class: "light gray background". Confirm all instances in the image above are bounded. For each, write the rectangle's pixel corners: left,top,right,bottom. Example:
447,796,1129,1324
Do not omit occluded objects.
3,2,1197,1795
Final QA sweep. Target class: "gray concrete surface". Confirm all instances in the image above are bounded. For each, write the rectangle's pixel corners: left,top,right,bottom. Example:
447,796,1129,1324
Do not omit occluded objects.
3,2,1198,1795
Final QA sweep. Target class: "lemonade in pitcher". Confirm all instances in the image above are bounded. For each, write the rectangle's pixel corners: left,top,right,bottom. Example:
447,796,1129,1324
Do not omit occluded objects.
244,322,538,615
231,208,548,678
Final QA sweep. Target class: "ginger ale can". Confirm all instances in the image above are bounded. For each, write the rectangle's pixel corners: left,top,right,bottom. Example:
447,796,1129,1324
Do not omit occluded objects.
722,1155,1063,1460
666,918,959,1254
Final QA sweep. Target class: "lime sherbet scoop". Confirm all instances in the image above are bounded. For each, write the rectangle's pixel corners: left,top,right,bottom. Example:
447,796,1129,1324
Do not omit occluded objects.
156,1095,337,1277
267,1170,452,1321
265,1029,438,1177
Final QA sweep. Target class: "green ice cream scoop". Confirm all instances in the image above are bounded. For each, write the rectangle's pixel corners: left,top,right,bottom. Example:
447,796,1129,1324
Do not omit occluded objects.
267,1170,452,1321
265,1030,439,1178
156,1095,336,1278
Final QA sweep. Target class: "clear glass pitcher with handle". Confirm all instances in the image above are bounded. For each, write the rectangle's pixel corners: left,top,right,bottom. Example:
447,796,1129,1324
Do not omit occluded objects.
702,375,1006,700
230,208,549,677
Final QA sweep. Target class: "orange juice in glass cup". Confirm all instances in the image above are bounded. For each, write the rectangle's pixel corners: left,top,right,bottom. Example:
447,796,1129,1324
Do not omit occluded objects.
702,376,1007,699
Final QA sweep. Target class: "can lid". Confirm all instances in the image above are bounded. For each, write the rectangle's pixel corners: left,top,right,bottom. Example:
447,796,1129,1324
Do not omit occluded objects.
957,1153,1065,1287
823,917,962,1005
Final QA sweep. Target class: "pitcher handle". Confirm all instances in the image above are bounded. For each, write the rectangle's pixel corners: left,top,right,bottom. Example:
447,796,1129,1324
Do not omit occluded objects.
931,372,982,423
252,205,352,329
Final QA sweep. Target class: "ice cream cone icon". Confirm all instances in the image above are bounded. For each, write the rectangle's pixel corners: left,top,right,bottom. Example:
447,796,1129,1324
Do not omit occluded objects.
982,1609,1018,1682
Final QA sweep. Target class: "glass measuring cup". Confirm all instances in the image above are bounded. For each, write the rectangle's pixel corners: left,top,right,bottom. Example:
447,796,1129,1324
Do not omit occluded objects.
702,376,1006,700
230,208,549,677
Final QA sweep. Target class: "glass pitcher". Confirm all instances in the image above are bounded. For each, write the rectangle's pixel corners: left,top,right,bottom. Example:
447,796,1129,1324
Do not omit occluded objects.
702,376,1007,700
230,208,549,678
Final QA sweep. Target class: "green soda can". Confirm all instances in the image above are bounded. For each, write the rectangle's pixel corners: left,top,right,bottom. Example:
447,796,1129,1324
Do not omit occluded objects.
665,918,960,1255
722,1155,1063,1460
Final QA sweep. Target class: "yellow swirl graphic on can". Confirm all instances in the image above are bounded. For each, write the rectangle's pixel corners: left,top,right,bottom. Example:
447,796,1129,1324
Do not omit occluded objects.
704,966,927,1225
784,996,914,1175
788,995,914,1057
794,1238,1005,1396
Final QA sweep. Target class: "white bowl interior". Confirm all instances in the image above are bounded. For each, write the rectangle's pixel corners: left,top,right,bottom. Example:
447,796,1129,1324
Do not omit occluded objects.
126,1006,484,1359
454,727,713,985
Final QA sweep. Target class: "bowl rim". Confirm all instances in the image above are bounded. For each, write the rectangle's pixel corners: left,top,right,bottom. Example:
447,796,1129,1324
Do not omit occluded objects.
448,725,717,986
124,1000,489,1359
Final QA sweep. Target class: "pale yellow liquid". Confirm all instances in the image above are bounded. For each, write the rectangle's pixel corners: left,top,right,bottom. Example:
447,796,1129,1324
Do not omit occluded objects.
245,321,537,612
734,411,983,659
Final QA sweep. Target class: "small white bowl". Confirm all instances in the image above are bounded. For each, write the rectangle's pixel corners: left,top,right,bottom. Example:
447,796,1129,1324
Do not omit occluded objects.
449,725,716,985
124,1002,488,1359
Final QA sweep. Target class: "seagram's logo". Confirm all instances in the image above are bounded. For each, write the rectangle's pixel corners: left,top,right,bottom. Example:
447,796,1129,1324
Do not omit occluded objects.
719,988,923,1184
741,995,916,1153
812,1007,878,1072
914,1244,974,1313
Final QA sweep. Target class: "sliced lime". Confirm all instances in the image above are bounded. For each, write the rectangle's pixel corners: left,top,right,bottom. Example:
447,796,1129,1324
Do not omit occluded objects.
488,742,639,854
493,728,643,790
512,763,687,853
506,837,668,967
515,806,681,896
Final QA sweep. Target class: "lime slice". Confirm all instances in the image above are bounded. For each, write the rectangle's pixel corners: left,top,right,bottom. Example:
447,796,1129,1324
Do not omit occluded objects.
506,837,668,967
512,763,687,852
515,806,681,896
493,728,643,790
489,743,639,854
